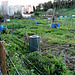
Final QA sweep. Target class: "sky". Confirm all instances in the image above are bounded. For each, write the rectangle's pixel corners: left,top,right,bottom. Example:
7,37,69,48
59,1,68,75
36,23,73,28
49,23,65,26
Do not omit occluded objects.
0,0,53,6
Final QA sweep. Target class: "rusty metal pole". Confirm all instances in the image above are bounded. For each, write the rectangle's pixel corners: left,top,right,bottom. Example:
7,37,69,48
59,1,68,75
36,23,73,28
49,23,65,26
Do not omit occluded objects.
0,41,7,75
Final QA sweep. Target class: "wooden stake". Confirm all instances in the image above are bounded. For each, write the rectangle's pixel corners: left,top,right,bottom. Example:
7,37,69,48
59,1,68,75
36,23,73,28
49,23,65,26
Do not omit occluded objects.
0,41,7,75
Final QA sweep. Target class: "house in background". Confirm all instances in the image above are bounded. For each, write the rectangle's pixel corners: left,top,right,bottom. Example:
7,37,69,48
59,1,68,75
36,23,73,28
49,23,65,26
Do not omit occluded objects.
0,1,34,17
1,1,9,16
26,5,33,13
14,5,22,15
21,5,34,18
9,5,14,16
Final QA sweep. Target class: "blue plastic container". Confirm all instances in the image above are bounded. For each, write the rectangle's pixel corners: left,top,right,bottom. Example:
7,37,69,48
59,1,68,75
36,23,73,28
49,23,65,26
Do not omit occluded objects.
57,24,60,28
35,22,38,24
69,18,72,21
52,24,60,28
57,18,60,20
57,18,60,22
57,20,59,22
52,24,55,28
0,25,3,32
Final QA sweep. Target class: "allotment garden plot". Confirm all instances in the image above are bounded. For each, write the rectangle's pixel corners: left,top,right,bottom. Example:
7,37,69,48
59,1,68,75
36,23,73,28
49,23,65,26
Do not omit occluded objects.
1,16,75,74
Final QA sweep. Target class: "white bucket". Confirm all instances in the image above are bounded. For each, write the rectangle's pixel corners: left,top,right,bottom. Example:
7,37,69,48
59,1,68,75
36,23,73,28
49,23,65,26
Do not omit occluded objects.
60,16,63,18
6,19,10,22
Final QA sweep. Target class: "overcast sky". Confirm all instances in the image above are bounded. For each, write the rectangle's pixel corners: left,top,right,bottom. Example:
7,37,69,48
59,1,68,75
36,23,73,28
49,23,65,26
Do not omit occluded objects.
0,0,53,6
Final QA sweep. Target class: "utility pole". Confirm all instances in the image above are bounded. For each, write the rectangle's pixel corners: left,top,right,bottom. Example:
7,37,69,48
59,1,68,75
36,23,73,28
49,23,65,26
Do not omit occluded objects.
0,41,7,75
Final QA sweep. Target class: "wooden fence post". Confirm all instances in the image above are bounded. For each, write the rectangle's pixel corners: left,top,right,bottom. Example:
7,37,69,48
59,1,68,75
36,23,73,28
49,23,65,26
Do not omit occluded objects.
0,41,7,75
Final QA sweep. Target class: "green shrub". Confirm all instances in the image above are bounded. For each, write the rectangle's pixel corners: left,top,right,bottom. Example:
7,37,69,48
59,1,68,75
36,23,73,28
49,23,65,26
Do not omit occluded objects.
23,52,72,75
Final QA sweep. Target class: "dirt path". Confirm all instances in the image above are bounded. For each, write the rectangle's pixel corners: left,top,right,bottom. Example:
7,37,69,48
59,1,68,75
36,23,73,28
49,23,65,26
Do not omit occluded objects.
40,40,75,70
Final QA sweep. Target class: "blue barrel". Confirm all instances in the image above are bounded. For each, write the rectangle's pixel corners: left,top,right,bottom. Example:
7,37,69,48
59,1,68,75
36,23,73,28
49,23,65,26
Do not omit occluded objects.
0,25,3,32
57,20,59,22
52,24,55,28
57,18,60,22
29,35,40,52
52,24,60,28
57,18,60,20
57,24,60,28
69,18,72,21
35,22,38,24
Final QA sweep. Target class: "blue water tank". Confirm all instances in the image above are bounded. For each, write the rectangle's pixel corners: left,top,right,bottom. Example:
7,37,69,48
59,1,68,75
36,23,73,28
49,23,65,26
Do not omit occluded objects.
35,22,38,24
0,25,3,32
52,24,55,28
29,35,40,52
